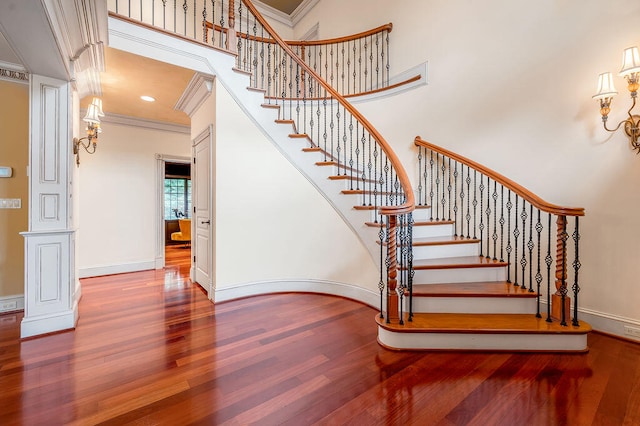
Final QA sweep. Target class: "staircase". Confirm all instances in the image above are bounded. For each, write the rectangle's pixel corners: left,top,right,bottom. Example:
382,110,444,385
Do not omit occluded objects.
376,206,590,351
108,0,590,352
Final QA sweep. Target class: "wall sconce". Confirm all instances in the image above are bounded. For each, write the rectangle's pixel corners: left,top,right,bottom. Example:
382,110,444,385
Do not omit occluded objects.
73,97,104,166
593,46,640,153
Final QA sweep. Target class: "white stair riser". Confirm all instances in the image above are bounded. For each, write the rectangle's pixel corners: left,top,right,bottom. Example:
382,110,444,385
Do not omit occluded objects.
412,207,432,221
378,327,588,351
413,223,455,238
413,267,507,284
412,243,479,260
411,296,538,314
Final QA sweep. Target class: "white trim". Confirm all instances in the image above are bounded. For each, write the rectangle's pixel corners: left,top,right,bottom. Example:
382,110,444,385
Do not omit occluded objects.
253,1,292,28
299,22,319,41
0,295,25,313
0,59,29,84
378,327,588,351
100,112,190,134
21,309,78,338
540,301,640,343
155,154,191,271
349,62,428,105
253,0,320,28
290,0,321,26
78,260,155,278
175,72,214,117
214,279,379,307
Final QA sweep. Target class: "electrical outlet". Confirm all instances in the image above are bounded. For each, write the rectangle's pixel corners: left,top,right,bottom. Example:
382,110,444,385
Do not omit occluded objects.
624,325,640,339
1,301,17,311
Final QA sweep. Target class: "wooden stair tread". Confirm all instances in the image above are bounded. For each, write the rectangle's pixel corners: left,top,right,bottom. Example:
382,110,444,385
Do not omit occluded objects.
261,103,280,109
289,133,309,138
365,219,452,228
246,86,266,94
411,256,508,269
412,282,537,297
232,67,252,76
376,313,591,334
413,236,480,246
343,189,401,196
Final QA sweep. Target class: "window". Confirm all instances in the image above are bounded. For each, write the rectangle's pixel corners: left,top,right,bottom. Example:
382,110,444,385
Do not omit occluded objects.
164,178,191,220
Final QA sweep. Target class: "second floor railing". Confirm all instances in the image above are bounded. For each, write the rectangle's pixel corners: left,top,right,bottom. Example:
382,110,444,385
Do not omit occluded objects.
109,1,391,96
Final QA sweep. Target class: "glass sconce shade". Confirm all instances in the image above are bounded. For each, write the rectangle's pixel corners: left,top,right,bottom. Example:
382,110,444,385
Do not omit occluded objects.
620,47,640,77
593,72,617,99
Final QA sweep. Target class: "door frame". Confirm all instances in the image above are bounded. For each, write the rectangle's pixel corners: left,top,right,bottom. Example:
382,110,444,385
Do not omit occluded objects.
191,125,214,298
155,154,191,270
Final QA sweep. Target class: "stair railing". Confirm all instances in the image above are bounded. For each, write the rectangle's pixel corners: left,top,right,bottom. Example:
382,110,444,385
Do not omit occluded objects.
107,0,415,324
415,137,585,326
235,0,414,324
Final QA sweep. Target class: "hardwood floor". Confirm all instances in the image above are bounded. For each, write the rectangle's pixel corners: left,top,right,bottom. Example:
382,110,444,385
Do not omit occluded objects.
0,250,639,425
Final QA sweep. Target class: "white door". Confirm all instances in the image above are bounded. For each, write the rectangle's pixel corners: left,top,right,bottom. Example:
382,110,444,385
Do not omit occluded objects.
192,127,213,296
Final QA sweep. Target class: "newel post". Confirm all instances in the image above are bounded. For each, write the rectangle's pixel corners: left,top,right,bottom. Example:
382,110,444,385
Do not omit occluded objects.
386,214,399,323
227,0,237,53
552,215,570,325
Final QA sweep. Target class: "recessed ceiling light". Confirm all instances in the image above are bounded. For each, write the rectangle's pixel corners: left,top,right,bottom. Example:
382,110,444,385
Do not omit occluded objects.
140,95,155,102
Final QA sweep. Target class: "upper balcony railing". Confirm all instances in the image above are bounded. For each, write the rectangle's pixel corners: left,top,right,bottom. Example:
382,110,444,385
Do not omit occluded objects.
109,0,392,96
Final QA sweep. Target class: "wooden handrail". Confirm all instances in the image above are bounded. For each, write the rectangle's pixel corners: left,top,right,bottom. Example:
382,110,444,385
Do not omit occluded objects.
414,137,585,217
242,0,413,216
287,23,393,47
205,21,392,48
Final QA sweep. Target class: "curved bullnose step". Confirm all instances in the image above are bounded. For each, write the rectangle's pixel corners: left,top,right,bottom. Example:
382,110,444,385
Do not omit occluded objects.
411,282,539,314
376,313,592,352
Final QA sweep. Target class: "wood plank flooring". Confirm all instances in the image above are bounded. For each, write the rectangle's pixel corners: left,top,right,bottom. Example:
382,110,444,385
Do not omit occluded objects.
0,247,639,425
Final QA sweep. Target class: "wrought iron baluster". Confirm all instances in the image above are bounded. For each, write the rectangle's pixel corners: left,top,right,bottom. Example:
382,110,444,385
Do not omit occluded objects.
465,166,471,238
506,190,512,282
183,0,187,36
429,151,434,220
472,171,478,239
174,0,177,34
447,158,452,221
417,147,423,206
545,214,553,322
492,180,498,260
453,161,458,236
484,176,491,259
385,29,390,87
535,209,543,317
527,204,534,292
513,196,520,287
520,200,528,290
349,116,354,190
572,217,581,326
478,173,484,256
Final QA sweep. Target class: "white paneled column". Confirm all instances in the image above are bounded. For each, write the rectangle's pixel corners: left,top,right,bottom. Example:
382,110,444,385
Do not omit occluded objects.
20,75,78,338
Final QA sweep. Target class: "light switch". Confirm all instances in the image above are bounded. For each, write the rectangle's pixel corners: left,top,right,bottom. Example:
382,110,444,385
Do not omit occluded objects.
0,199,21,209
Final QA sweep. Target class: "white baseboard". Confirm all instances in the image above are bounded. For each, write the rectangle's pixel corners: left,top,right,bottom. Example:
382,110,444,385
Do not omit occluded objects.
20,308,78,338
214,279,379,308
540,301,640,343
0,294,25,313
78,261,156,278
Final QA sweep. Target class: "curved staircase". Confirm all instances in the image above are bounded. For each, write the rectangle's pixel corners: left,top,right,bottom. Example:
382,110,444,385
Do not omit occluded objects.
107,0,590,352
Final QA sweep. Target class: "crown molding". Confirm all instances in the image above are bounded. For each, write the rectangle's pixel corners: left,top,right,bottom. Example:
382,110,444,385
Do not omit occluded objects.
290,0,320,26
253,1,292,28
0,60,28,84
100,112,190,134
175,72,215,117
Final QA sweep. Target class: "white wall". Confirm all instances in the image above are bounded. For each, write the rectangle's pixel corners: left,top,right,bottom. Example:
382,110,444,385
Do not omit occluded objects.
77,121,191,276
213,78,379,295
293,0,640,328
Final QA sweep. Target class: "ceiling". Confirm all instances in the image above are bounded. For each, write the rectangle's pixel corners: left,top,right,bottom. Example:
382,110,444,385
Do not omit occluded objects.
82,48,195,126
260,0,305,15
